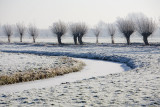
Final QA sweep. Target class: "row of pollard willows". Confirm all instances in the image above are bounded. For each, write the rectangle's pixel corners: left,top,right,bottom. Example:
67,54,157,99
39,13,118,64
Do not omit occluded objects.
50,21,87,45
1,22,88,45
1,15,159,45
116,16,158,45
44,22,88,45
94,15,158,45
2,23,38,43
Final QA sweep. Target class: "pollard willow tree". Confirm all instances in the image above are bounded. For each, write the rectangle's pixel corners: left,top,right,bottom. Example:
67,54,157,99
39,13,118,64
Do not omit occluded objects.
136,17,157,45
28,24,39,43
3,24,13,43
16,23,26,42
107,23,116,44
70,24,79,45
50,21,67,45
93,26,101,44
70,23,88,45
117,18,135,45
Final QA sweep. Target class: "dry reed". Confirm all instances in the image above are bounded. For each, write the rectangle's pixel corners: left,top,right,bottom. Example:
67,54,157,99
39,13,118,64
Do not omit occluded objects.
0,59,85,85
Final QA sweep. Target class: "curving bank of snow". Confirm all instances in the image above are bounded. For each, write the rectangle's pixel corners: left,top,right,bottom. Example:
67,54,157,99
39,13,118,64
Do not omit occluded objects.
0,43,159,106
0,58,130,94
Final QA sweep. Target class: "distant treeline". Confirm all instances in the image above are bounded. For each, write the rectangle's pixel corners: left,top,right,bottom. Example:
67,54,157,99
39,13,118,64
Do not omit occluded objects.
0,13,160,45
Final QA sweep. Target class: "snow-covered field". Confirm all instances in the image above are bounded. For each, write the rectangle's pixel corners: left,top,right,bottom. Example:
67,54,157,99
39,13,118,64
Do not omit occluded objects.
0,38,160,106
1,36,160,44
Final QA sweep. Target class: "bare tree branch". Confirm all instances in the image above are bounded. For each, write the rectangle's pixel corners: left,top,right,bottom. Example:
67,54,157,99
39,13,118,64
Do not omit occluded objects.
93,26,101,44
107,23,116,44
70,24,79,45
28,24,38,43
136,16,157,45
16,23,26,42
50,21,67,45
117,18,135,45
70,22,88,45
3,24,13,43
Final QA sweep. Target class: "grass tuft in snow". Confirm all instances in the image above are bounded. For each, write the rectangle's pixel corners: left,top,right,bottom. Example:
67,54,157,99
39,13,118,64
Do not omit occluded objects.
0,59,85,85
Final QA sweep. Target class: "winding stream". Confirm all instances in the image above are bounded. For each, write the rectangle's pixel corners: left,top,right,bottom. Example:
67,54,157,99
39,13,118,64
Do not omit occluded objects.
0,58,130,94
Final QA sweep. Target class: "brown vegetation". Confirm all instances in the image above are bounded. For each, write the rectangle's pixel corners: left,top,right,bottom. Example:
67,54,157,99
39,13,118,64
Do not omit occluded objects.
0,59,85,85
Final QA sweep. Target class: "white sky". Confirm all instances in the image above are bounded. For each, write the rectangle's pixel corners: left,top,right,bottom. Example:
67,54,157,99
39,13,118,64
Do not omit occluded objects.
0,0,160,29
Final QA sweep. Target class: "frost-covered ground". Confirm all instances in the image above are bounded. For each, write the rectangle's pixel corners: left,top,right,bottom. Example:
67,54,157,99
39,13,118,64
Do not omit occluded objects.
1,36,160,44
0,52,77,75
0,42,160,106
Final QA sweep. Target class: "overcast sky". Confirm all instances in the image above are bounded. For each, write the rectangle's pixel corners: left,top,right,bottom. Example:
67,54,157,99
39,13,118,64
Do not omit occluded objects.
0,0,160,29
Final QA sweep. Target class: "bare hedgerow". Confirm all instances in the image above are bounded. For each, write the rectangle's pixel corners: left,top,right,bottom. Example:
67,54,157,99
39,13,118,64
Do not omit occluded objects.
3,24,13,43
16,23,26,42
28,24,39,43
50,21,67,45
70,23,88,45
117,18,135,45
93,26,101,44
136,17,157,45
107,23,116,44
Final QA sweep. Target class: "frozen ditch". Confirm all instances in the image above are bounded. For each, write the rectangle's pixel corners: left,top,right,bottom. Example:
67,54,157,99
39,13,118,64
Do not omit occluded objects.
0,58,131,94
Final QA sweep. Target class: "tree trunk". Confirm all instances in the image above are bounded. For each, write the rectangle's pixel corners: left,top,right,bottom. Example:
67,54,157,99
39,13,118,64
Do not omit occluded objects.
111,35,114,44
143,36,149,45
8,37,11,43
80,36,83,45
78,36,83,45
33,37,35,43
20,35,22,42
126,37,130,45
96,36,98,44
57,36,62,45
73,36,77,45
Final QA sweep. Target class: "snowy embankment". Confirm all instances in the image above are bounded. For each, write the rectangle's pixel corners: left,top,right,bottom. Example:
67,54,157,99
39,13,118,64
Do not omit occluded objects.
0,52,85,85
0,52,76,75
0,43,160,106
0,58,130,93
